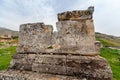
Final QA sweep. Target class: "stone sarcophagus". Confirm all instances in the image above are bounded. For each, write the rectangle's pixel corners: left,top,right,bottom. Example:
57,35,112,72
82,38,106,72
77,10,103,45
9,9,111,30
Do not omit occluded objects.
0,7,112,80
17,21,97,55
17,7,97,55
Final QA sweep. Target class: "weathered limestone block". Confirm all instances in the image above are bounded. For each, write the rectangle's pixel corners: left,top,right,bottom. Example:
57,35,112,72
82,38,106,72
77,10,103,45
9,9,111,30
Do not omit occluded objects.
95,41,102,51
16,20,98,55
1,55,112,80
8,53,112,79
58,6,94,21
9,54,36,71
32,54,67,74
0,70,94,80
17,23,53,53
9,53,67,74
66,55,112,78
54,20,98,55
0,70,112,80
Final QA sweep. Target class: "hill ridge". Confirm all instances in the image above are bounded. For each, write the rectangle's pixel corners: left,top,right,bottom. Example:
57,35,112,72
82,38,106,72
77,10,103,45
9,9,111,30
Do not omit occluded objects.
0,27,18,37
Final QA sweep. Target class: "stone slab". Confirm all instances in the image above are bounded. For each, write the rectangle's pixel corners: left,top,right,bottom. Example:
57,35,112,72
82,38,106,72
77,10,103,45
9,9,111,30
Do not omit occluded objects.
17,23,53,53
54,20,97,55
16,20,98,55
0,69,112,80
58,6,94,21
8,53,112,79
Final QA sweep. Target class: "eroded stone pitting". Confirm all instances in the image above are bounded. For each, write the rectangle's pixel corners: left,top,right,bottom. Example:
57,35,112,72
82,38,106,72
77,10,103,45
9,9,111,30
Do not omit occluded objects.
0,6,112,80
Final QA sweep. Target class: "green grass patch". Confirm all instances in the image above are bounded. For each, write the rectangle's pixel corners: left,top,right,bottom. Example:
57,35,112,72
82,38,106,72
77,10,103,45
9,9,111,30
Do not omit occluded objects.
100,48,120,80
0,46,16,70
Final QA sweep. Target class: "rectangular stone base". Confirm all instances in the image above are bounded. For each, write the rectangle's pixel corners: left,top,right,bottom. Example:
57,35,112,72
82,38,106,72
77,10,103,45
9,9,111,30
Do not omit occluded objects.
0,70,112,80
0,70,78,80
8,53,112,79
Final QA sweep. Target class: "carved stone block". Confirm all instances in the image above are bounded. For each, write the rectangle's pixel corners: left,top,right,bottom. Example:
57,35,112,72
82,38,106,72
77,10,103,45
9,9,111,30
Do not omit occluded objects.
17,23,53,53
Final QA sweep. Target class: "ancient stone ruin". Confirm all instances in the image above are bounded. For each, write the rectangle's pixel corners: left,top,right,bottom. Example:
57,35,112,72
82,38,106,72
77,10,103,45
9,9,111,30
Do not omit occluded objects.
0,6,112,80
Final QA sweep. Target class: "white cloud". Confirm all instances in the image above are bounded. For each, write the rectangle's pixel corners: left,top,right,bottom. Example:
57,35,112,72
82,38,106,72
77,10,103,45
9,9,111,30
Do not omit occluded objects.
0,0,57,31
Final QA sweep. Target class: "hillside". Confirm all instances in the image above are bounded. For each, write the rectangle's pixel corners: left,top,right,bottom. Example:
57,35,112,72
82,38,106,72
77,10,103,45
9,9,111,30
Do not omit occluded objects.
0,27,18,37
96,32,120,47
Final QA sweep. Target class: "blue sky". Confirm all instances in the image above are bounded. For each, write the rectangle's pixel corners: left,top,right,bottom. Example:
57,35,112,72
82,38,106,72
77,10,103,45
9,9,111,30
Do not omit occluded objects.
0,0,120,36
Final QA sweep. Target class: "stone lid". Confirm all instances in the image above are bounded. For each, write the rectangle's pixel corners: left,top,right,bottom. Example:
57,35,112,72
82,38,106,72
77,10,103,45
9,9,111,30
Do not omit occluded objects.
58,6,94,21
